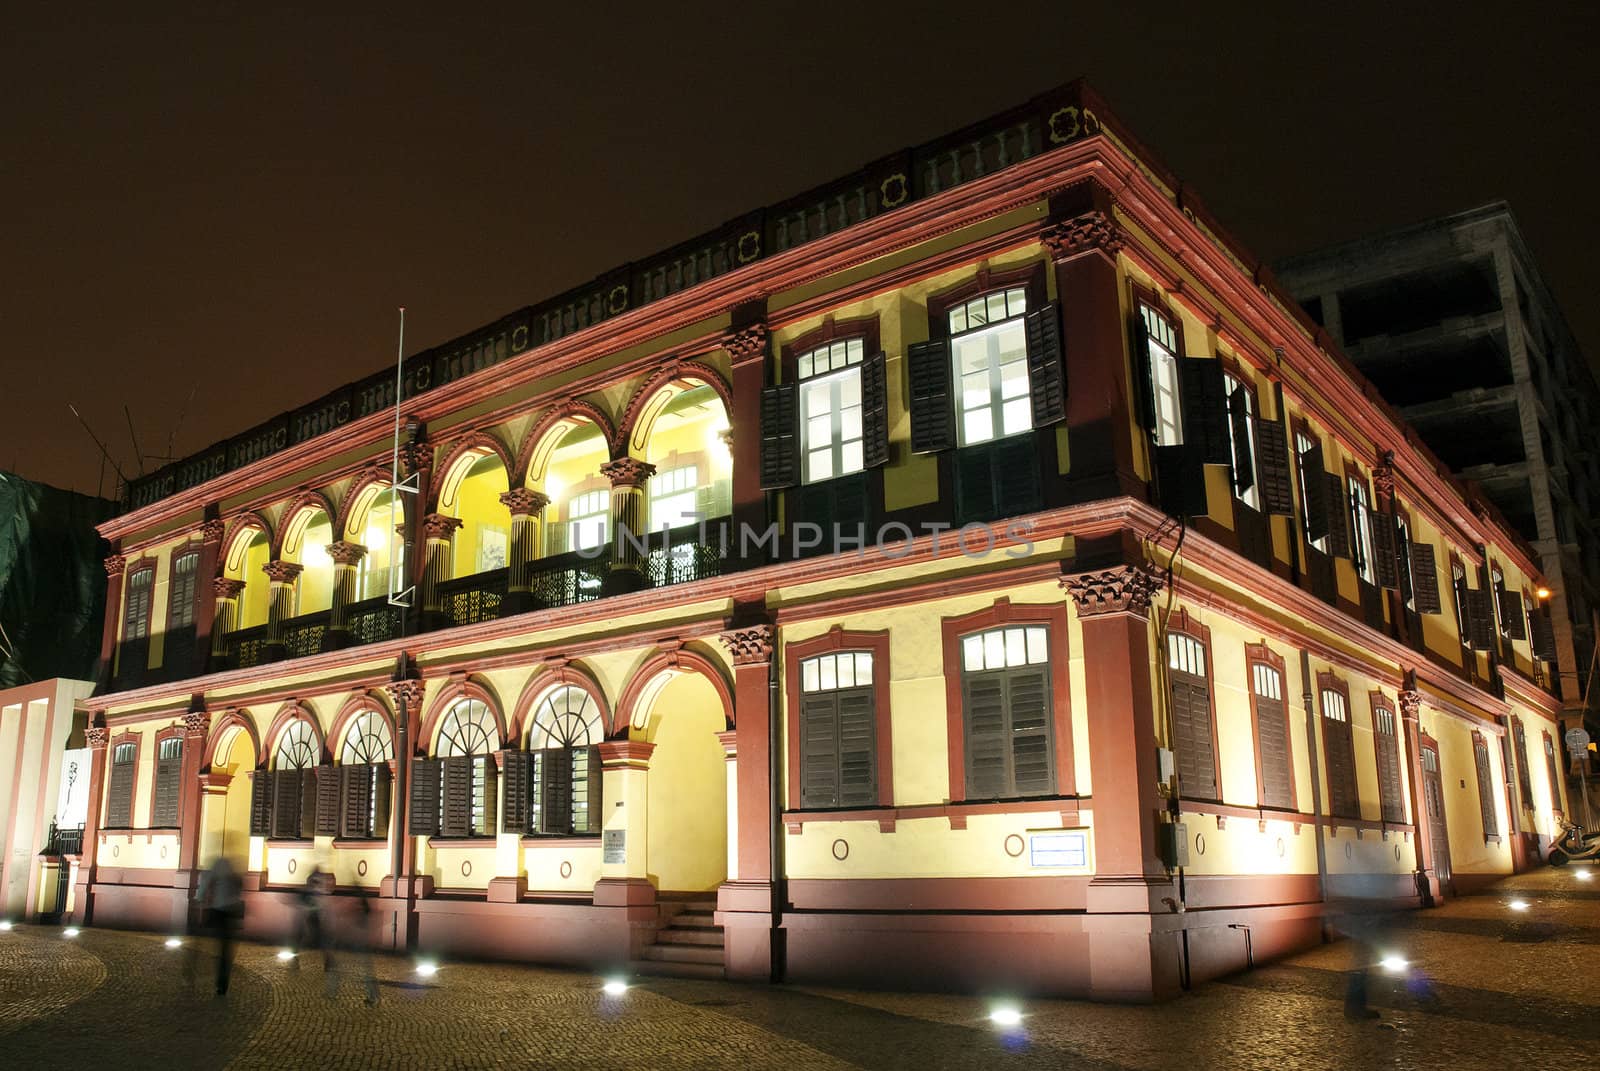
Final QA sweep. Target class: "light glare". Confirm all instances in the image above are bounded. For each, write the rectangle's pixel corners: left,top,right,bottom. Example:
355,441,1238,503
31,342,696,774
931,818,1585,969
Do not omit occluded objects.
1508,899,1530,912
990,1005,1024,1027
416,960,439,977
1575,869,1592,881
62,927,80,938
0,920,13,931
602,979,628,996
164,937,182,949
277,949,296,961
1379,954,1407,974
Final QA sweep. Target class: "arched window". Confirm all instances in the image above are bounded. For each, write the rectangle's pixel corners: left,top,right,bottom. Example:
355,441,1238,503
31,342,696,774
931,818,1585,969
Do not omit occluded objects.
1247,646,1294,810
265,718,320,841
1166,620,1219,802
506,686,604,836
1318,674,1360,819
958,624,1053,799
274,720,318,770
338,710,394,839
1371,695,1405,824
416,699,499,838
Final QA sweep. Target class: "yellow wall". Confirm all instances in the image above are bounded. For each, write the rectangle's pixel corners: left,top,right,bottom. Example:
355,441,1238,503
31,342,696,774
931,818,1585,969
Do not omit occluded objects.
239,532,271,629
294,514,335,613
640,673,727,893
449,455,510,578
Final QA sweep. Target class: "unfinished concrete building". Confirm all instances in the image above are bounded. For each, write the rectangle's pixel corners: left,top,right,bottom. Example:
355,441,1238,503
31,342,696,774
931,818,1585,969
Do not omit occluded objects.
1277,203,1600,725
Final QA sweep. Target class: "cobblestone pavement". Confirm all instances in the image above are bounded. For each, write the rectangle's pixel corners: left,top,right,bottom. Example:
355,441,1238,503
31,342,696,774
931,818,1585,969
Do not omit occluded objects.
2,865,1595,1070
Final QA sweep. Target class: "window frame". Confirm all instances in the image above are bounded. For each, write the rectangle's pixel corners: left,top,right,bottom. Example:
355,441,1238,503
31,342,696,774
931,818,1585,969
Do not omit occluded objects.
1368,691,1406,825
337,708,395,840
105,731,142,829
435,697,501,838
167,548,201,631
150,726,185,829
1222,367,1261,511
1317,671,1361,820
1245,642,1296,812
1165,609,1222,803
948,287,1033,448
522,683,607,837
795,340,867,484
1137,299,1185,448
1293,423,1330,554
940,600,1073,803
1470,729,1501,842
784,628,892,812
1345,466,1378,585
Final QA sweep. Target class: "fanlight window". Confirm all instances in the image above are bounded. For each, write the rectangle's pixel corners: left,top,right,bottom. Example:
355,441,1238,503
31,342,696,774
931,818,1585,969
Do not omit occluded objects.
521,686,605,836
274,720,318,770
438,699,498,757
341,711,394,766
528,686,602,750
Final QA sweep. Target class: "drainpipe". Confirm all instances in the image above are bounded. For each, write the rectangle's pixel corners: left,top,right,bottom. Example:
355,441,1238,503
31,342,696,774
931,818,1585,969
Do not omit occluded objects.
1299,648,1330,919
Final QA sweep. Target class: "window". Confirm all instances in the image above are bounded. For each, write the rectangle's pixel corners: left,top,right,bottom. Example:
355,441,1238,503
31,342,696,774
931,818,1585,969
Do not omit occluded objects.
106,740,137,828
798,339,865,483
338,711,394,839
168,552,199,630
122,568,154,641
1471,731,1500,840
358,543,405,602
436,699,499,837
268,719,319,840
1512,717,1535,810
1372,698,1405,824
1491,565,1508,639
1319,678,1360,819
1166,627,1219,801
952,288,1031,446
649,465,702,530
959,625,1054,799
1349,477,1377,584
1544,732,1563,814
1139,303,1183,447
1451,559,1471,646
798,651,877,808
566,490,609,553
1223,373,1259,510
151,736,182,828
507,686,604,837
1295,431,1329,553
1248,651,1294,810
475,524,508,573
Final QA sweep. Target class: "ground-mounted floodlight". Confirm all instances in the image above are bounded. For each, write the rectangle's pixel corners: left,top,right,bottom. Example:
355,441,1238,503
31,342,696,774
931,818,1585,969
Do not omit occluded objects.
602,979,628,996
277,949,296,961
165,937,182,949
416,960,439,978
989,1005,1023,1027
62,927,80,938
1379,954,1408,974
1508,899,1530,912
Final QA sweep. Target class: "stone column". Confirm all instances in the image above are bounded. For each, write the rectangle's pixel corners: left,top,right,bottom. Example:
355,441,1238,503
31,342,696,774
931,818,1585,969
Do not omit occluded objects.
1041,183,1144,505
173,706,211,929
498,488,549,614
208,577,246,671
322,541,368,650
381,677,425,951
716,622,777,982
1397,686,1436,905
261,559,303,660
724,322,768,567
590,740,658,962
192,519,226,675
97,554,125,690
418,513,463,630
717,729,739,881
70,724,109,924
1061,562,1176,1002
599,458,656,596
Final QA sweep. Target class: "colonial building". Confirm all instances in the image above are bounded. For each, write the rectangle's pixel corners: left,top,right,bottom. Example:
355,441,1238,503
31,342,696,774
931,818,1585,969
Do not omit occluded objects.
74,81,1569,1001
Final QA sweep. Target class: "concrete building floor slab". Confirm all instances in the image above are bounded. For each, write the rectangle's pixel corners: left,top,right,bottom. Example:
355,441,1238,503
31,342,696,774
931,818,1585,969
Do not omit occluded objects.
1,866,1595,1070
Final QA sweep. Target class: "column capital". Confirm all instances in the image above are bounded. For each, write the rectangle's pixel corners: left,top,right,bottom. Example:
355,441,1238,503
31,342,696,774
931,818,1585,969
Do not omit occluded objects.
716,729,738,757
385,678,426,712
422,513,464,540
1373,449,1397,499
1398,688,1423,722
103,554,126,577
1061,563,1163,618
499,487,551,517
326,540,369,566
600,458,656,489
213,576,247,599
183,709,211,737
200,518,228,545
719,624,776,666
85,726,109,750
596,739,657,767
721,323,769,365
262,559,303,584
398,440,433,479
1041,209,1125,264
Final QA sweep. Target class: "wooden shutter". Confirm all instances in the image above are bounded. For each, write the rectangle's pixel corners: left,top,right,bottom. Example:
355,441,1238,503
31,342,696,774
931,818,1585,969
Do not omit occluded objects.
408,757,442,836
1371,511,1399,589
314,764,341,837
861,349,891,468
1155,443,1209,518
1023,303,1066,426
439,756,473,838
1466,589,1497,650
1513,720,1535,808
1472,734,1499,838
372,765,392,838
1498,590,1527,640
501,751,531,833
1170,677,1218,801
1530,608,1558,661
1298,442,1330,541
1323,473,1352,559
1130,315,1157,431
836,689,877,807
299,767,320,838
1007,666,1053,797
1543,734,1562,813
151,743,182,828
1321,709,1359,819
1179,358,1230,465
907,338,954,453
269,769,300,839
1228,389,1255,494
106,754,135,828
538,748,574,835
1410,542,1443,613
249,772,273,836
1374,712,1404,824
758,382,798,490
584,747,604,835
992,435,1042,519
1253,417,1295,516
478,754,497,836
963,672,1010,799
340,764,374,839
1255,692,1294,810
799,693,841,809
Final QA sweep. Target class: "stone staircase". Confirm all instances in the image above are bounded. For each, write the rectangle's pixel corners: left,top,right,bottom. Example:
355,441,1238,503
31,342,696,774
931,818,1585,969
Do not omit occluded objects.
629,897,724,979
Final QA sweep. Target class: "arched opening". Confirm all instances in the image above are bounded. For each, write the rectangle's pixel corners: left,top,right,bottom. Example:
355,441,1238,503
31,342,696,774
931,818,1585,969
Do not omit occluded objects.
521,684,605,835
225,529,271,629
640,384,732,532
336,709,394,840
538,422,611,557
633,670,729,894
201,726,257,873
439,452,511,580
431,698,501,837
348,487,406,602
281,506,335,615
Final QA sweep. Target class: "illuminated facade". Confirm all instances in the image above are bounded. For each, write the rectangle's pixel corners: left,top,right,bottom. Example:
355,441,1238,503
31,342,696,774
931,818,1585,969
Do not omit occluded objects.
75,81,1568,1000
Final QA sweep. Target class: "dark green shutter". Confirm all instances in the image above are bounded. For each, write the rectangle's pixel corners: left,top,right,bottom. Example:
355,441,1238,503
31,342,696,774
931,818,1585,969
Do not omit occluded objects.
1323,473,1352,559
1410,542,1443,614
1375,716,1404,823
314,764,341,837
341,764,373,838
800,693,841,809
1472,734,1499,838
861,349,891,468
271,769,303,839
408,758,442,836
1513,721,1535,809
759,382,798,490
1255,694,1294,809
538,748,573,835
1371,512,1399,588
1530,608,1557,661
1321,712,1359,819
1130,315,1157,431
907,338,954,453
249,771,273,837
963,672,1010,799
1228,388,1255,494
299,767,319,839
1023,303,1066,426
501,751,531,833
836,689,877,807
106,753,135,828
372,765,391,838
1179,358,1230,465
584,746,604,835
1253,417,1295,516
1498,590,1527,640
1007,666,1053,797
151,743,182,828
1155,443,1209,518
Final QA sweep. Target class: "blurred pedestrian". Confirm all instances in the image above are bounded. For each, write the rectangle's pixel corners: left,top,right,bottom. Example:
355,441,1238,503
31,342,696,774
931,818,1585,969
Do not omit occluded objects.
196,857,244,997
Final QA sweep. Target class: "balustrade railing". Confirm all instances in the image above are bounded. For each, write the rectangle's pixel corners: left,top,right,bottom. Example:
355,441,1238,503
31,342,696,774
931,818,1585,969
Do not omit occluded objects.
346,595,404,645
644,518,730,588
227,624,269,670
281,610,331,660
527,551,607,610
437,568,508,628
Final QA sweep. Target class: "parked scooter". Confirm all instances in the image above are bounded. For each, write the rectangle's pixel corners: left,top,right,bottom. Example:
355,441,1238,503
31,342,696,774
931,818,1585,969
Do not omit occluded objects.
1547,816,1600,865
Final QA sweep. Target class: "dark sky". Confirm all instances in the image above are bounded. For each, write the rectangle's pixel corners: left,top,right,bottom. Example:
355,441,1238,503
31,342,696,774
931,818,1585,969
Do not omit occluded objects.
6,4,1598,496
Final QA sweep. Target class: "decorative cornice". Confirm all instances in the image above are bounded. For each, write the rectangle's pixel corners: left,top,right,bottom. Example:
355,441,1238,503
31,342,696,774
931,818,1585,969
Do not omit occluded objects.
385,679,426,712
1041,209,1125,262
422,513,464,540
720,324,769,364
1398,688,1423,721
104,554,126,577
1373,450,1396,499
85,726,108,750
397,440,432,479
213,576,247,599
499,488,551,517
262,560,303,584
200,519,227,545
1061,564,1163,618
719,624,775,666
599,458,656,488
596,740,657,765
183,710,211,736
326,541,368,566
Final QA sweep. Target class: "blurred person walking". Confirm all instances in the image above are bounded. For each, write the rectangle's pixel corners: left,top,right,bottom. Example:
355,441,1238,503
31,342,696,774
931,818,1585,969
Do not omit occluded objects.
196,857,244,997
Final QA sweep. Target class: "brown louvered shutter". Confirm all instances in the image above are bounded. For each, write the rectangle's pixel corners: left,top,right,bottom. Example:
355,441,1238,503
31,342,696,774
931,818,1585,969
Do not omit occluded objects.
372,765,392,838
1410,542,1443,613
408,757,442,836
1530,608,1558,661
271,769,302,839
758,382,798,490
249,771,273,836
1472,733,1499,838
1254,417,1295,516
860,349,892,468
1320,698,1360,819
538,748,573,835
1513,720,1535,809
1298,442,1331,541
314,764,341,837
299,767,320,838
584,747,604,835
1466,589,1497,650
1228,388,1255,494
1374,708,1404,824
837,689,877,807
439,756,473,837
1255,690,1294,810
106,747,135,828
907,337,954,453
478,755,497,836
1372,513,1400,588
500,751,530,833
1498,590,1527,640
963,672,1010,799
1323,473,1352,559
1008,666,1053,797
1179,358,1231,465
1544,734,1563,813
1023,303,1066,427
340,764,374,838
151,739,182,828
799,693,841,809
1130,314,1157,431
1170,676,1218,801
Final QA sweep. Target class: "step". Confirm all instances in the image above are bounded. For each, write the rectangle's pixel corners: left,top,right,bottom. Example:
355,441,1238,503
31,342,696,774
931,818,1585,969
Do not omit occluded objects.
627,958,725,981
671,910,718,927
654,927,725,947
641,943,725,965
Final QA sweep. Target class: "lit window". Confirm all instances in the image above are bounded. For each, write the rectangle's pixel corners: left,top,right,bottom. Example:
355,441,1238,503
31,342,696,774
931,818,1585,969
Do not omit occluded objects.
649,465,702,531
1140,305,1183,447
951,289,1031,447
798,339,865,484
1349,477,1376,584
1295,430,1329,553
274,720,317,771
567,490,610,552
526,686,605,836
798,651,878,808
1223,375,1259,509
438,699,499,836
959,624,1053,799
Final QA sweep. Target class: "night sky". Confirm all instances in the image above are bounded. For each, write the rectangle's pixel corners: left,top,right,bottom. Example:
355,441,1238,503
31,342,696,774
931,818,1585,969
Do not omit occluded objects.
6,5,1597,497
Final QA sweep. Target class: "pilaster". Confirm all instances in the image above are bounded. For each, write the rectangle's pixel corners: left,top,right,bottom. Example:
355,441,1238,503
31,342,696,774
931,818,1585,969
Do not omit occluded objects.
599,458,655,596
716,620,777,982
